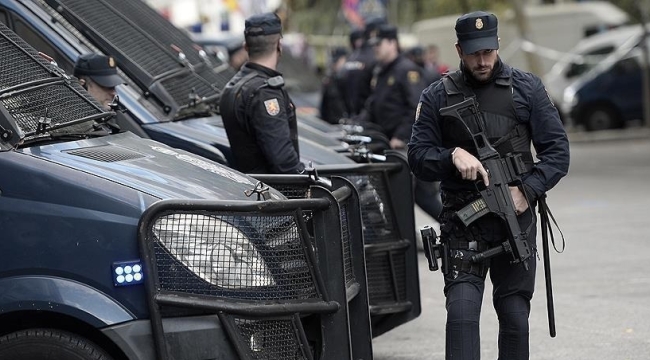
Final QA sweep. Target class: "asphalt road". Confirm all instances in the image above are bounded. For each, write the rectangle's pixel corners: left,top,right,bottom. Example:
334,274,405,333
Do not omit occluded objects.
372,134,650,359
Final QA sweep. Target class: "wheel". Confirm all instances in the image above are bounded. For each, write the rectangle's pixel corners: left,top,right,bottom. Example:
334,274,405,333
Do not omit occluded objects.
583,105,621,131
0,328,113,360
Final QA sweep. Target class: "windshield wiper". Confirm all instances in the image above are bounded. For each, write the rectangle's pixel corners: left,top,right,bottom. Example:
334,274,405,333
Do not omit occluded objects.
23,111,114,137
173,88,220,120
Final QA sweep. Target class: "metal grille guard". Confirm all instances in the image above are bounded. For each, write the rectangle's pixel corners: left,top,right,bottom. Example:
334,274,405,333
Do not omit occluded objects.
253,151,421,337
137,183,372,360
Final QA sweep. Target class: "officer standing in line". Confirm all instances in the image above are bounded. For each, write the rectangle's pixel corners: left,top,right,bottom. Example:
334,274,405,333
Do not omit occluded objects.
353,24,443,221
408,11,569,360
339,17,385,117
320,47,349,124
357,24,426,150
219,12,304,174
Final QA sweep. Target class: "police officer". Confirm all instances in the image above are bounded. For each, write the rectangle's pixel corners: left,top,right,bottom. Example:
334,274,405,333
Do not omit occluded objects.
408,11,569,360
219,12,304,174
359,24,426,149
339,17,385,117
73,53,123,111
353,24,443,221
320,47,349,124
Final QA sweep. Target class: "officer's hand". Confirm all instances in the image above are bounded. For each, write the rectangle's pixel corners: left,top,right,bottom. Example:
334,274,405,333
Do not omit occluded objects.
390,137,406,149
451,147,489,186
509,186,529,215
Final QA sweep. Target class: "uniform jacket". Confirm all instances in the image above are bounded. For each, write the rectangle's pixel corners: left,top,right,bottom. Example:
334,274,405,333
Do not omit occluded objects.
339,44,376,116
219,62,303,174
363,54,427,141
408,60,569,200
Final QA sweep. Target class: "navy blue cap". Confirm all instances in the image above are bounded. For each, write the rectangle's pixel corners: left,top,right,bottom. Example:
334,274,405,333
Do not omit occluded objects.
73,53,123,88
244,13,282,36
349,28,364,45
455,11,499,54
368,24,398,46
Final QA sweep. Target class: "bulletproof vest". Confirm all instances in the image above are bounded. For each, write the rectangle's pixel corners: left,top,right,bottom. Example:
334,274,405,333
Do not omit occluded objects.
220,70,299,173
441,70,533,168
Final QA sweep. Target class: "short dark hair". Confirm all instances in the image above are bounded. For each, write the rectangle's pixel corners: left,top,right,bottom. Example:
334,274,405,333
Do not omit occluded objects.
245,33,281,59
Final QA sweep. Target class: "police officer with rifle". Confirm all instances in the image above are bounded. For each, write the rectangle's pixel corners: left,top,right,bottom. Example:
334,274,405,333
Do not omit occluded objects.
408,11,569,360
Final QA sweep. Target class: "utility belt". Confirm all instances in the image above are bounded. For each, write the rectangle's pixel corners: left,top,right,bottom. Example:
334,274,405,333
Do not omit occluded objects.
437,190,499,277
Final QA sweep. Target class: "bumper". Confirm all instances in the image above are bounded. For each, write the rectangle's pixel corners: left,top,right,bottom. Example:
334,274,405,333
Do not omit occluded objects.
102,315,237,360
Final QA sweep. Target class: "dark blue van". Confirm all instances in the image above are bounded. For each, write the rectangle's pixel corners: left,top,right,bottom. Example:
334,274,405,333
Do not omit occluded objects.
0,0,421,340
562,25,647,131
0,20,372,360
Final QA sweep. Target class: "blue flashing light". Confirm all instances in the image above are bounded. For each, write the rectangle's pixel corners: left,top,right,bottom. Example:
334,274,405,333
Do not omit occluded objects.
112,260,144,287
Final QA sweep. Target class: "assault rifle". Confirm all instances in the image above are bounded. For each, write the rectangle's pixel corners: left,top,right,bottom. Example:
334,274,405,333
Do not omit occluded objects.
439,98,532,270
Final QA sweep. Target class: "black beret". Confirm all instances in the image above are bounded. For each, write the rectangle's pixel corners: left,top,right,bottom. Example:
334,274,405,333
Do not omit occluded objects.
73,53,123,88
244,13,282,36
455,11,499,54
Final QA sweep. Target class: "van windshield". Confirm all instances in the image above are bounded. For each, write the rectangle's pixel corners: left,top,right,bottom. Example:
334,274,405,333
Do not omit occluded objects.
565,45,616,78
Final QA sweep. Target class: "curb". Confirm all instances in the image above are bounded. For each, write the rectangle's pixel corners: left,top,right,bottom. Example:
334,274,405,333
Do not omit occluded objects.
567,127,650,143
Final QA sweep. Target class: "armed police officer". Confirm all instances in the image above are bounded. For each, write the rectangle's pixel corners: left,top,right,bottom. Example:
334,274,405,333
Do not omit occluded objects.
408,11,569,360
219,13,304,174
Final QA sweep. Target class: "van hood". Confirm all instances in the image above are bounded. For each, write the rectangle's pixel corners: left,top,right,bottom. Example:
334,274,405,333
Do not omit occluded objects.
20,132,285,201
143,115,356,166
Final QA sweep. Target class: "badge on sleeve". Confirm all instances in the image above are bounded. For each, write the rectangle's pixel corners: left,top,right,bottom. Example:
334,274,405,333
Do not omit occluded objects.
408,71,420,84
264,98,280,116
415,102,422,122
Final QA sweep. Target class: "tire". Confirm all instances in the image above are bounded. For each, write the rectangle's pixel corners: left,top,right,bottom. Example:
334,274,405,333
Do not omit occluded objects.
0,328,113,360
583,105,621,131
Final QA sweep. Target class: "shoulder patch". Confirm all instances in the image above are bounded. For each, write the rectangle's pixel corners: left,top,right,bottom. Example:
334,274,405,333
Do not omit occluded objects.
415,102,422,122
264,98,280,116
408,71,420,84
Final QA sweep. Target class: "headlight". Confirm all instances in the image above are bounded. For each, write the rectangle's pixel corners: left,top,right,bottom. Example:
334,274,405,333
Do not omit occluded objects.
153,214,275,289
563,87,578,108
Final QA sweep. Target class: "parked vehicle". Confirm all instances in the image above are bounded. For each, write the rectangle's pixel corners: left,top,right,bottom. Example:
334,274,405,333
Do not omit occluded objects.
556,25,649,131
0,21,372,360
544,25,642,128
0,0,421,337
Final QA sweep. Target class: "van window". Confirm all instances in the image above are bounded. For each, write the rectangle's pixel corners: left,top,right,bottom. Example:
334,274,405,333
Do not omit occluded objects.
613,57,640,74
13,18,74,75
566,45,616,79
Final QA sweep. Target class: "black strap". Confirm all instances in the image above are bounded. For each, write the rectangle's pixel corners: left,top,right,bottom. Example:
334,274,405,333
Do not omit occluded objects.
230,72,260,132
538,194,566,253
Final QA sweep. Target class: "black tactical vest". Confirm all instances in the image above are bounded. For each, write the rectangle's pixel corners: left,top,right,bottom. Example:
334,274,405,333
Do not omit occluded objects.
220,70,299,173
441,70,533,168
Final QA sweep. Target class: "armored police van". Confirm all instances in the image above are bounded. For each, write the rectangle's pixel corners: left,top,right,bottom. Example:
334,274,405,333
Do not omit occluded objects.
0,22,374,360
0,0,422,337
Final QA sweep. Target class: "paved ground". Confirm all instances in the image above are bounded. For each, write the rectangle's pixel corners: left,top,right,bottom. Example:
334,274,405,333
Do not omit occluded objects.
372,131,650,359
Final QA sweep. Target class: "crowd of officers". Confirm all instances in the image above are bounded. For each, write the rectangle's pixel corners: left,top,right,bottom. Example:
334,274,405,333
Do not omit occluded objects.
320,18,450,220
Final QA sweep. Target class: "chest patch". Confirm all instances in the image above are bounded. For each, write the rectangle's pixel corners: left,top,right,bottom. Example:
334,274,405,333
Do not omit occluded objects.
264,98,280,116
387,76,395,86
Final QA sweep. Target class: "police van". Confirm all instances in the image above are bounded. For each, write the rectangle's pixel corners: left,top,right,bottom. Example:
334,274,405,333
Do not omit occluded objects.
0,0,421,338
0,20,373,360
555,25,649,131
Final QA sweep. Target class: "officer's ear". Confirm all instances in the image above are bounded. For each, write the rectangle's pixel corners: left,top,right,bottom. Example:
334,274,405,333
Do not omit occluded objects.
78,77,87,89
455,43,463,57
